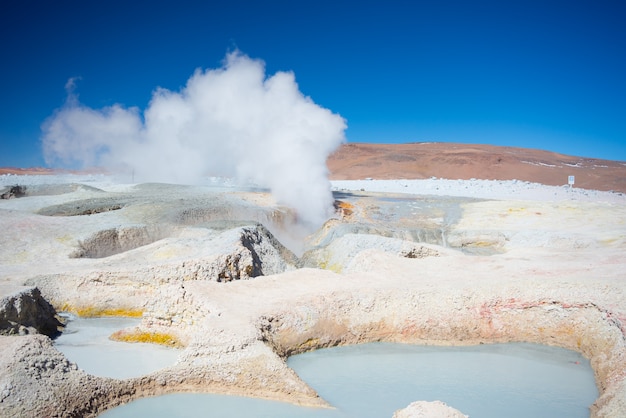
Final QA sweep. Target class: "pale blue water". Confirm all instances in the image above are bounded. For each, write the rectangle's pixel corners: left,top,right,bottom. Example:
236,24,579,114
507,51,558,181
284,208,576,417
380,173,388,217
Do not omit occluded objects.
54,316,180,379
288,342,597,418
100,342,597,418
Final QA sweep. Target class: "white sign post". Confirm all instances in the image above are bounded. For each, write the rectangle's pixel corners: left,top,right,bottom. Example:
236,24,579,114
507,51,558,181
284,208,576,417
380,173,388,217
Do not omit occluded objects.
568,175,575,189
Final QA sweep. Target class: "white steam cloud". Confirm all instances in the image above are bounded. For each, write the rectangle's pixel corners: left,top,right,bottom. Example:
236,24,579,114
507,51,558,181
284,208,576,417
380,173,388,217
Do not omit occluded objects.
42,51,347,228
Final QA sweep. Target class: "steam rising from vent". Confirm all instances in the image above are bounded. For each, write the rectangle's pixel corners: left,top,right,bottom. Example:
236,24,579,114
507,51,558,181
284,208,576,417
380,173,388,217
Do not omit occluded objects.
41,51,347,228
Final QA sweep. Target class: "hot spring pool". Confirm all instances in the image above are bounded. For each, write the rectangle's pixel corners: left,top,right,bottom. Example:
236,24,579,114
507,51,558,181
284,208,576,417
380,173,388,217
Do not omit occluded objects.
99,341,597,418
54,315,180,379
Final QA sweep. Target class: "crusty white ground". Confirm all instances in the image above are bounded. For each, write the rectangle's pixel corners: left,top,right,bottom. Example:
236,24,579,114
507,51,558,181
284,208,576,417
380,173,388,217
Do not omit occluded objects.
332,179,626,204
1,174,625,418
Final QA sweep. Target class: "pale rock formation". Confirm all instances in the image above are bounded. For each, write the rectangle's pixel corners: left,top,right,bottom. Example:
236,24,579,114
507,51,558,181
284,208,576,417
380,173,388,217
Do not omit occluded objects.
25,223,298,316
0,286,62,336
0,334,136,418
0,185,26,199
70,225,171,258
393,400,468,418
301,232,443,273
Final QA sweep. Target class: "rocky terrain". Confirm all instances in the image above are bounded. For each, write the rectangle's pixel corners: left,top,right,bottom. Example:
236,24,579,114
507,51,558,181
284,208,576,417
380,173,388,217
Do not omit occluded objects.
1,143,625,417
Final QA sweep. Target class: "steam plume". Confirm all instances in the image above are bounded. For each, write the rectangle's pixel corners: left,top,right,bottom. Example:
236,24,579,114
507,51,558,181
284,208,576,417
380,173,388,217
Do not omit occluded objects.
42,51,346,228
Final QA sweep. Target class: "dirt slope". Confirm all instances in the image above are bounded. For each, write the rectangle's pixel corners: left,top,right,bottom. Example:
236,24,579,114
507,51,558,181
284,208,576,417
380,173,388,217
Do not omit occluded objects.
327,142,626,193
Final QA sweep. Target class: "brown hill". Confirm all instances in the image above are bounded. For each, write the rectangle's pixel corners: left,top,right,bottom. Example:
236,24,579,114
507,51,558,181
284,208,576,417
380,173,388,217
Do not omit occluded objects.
0,167,59,176
0,167,107,176
2,143,625,193
328,142,626,193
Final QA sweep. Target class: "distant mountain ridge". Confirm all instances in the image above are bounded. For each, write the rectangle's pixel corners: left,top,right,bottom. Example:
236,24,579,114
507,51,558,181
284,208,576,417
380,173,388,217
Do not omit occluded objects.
2,143,625,193
0,167,107,176
327,142,626,193
0,167,60,175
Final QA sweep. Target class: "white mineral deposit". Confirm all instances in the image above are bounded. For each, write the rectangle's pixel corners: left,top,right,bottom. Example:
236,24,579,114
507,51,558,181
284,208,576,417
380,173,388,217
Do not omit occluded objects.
1,173,625,417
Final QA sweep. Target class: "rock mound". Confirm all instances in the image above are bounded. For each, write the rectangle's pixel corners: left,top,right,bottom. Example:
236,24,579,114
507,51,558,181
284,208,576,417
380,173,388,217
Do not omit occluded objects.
171,224,298,282
301,233,441,272
25,223,299,319
0,286,62,336
0,334,134,417
1,183,104,200
0,185,26,199
70,225,171,259
393,400,468,418
37,196,124,216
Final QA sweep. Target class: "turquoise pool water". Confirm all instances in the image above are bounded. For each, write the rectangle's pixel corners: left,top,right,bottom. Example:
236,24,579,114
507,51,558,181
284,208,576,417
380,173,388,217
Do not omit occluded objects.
54,316,180,379
100,342,597,417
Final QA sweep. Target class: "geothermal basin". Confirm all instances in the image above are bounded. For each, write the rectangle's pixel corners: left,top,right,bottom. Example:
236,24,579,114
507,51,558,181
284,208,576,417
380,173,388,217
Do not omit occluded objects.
1,175,625,417
97,341,596,418
54,315,181,379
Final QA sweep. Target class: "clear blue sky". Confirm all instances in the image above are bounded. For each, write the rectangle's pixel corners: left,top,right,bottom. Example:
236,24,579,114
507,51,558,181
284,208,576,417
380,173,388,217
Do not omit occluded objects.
1,0,625,167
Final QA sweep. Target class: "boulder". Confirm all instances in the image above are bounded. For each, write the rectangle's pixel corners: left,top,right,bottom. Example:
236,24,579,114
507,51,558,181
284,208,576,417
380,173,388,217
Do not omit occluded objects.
0,286,62,336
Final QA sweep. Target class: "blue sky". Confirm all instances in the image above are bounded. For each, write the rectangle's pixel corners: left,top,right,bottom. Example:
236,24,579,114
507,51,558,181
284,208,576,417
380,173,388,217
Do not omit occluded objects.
1,0,625,167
